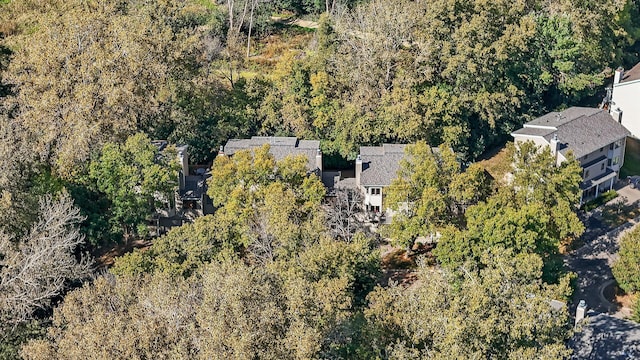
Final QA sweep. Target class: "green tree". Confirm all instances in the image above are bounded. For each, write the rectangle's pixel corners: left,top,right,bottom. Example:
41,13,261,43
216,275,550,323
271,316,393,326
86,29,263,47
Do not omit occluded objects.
111,215,237,278
364,250,573,359
254,0,640,160
23,236,380,359
613,225,640,321
21,274,202,360
3,0,218,176
434,141,584,281
88,133,177,238
206,145,327,261
384,142,492,250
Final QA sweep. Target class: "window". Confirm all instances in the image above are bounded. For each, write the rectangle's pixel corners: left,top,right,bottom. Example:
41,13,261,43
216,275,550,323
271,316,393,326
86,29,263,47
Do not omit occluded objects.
601,163,605,170
370,188,381,195
584,170,590,178
600,147,604,152
613,156,620,165
610,143,614,150
608,159,612,166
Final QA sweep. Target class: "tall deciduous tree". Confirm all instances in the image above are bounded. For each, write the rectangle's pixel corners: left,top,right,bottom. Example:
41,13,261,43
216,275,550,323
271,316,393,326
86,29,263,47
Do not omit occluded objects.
434,141,584,281
207,145,327,263
364,250,573,359
324,187,365,242
384,142,492,250
4,0,217,176
256,0,639,160
89,133,177,238
613,225,640,321
22,236,380,359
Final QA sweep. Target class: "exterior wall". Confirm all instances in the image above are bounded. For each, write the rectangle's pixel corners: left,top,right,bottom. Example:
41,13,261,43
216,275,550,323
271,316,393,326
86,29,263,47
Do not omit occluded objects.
578,148,605,167
363,186,383,210
557,152,568,165
581,156,608,181
513,134,550,149
607,138,626,172
360,185,394,223
611,81,640,138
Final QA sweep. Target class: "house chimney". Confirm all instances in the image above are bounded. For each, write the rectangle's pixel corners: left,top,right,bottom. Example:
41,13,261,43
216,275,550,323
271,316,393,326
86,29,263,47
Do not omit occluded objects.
550,134,559,164
316,148,323,173
612,108,623,123
355,154,363,187
178,145,189,176
217,145,225,157
575,300,587,329
614,67,624,84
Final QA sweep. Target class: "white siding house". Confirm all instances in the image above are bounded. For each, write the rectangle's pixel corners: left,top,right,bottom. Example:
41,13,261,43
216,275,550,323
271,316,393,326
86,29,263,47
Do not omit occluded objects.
511,107,630,205
609,64,640,138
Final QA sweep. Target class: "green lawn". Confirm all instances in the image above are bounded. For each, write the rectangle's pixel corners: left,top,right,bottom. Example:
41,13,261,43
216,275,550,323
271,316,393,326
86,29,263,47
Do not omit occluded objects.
621,137,640,179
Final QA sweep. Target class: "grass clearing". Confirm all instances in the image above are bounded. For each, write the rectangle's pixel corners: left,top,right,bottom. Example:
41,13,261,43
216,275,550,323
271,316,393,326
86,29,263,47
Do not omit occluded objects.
477,145,511,184
621,137,640,179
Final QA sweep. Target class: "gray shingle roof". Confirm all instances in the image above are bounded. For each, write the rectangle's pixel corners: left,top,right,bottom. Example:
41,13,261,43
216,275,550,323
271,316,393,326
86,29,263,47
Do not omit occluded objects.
570,312,640,359
512,107,631,159
223,136,321,170
359,144,407,186
511,126,554,137
525,107,600,128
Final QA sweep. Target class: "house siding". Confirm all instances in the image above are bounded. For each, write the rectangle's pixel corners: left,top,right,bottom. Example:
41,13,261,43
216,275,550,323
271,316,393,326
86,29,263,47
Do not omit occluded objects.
511,107,631,205
611,80,640,139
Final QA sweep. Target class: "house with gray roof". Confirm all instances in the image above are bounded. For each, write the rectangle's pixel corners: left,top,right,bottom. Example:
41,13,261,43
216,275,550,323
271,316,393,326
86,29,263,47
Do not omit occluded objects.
512,107,631,204
571,310,640,359
608,63,640,138
222,136,323,175
355,144,407,222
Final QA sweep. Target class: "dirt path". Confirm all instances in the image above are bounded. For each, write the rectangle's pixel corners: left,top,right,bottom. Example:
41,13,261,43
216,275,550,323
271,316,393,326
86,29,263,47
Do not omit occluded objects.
291,19,318,29
93,238,152,269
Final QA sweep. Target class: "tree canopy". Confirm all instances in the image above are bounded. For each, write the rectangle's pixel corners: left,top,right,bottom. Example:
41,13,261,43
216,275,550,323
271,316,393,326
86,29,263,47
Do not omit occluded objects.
0,193,91,337
384,142,492,249
613,225,640,321
363,250,573,359
434,141,584,281
88,133,178,238
0,0,636,357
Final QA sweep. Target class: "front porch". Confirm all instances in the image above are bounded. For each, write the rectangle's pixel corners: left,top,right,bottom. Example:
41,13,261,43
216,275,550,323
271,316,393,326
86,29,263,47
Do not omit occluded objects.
580,169,617,205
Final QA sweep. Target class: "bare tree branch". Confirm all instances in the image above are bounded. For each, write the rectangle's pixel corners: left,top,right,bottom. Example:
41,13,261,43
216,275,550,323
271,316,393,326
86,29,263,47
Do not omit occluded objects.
324,187,365,242
0,193,93,329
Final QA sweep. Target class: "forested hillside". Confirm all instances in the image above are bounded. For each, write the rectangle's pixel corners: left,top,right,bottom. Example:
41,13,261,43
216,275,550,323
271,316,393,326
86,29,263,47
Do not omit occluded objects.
1,0,639,358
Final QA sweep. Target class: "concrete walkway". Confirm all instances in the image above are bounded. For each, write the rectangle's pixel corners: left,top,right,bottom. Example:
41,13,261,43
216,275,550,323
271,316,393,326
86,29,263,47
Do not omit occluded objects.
566,183,640,318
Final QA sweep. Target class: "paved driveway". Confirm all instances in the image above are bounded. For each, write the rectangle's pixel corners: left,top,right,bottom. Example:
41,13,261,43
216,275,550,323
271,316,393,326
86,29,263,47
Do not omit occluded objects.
565,184,640,317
